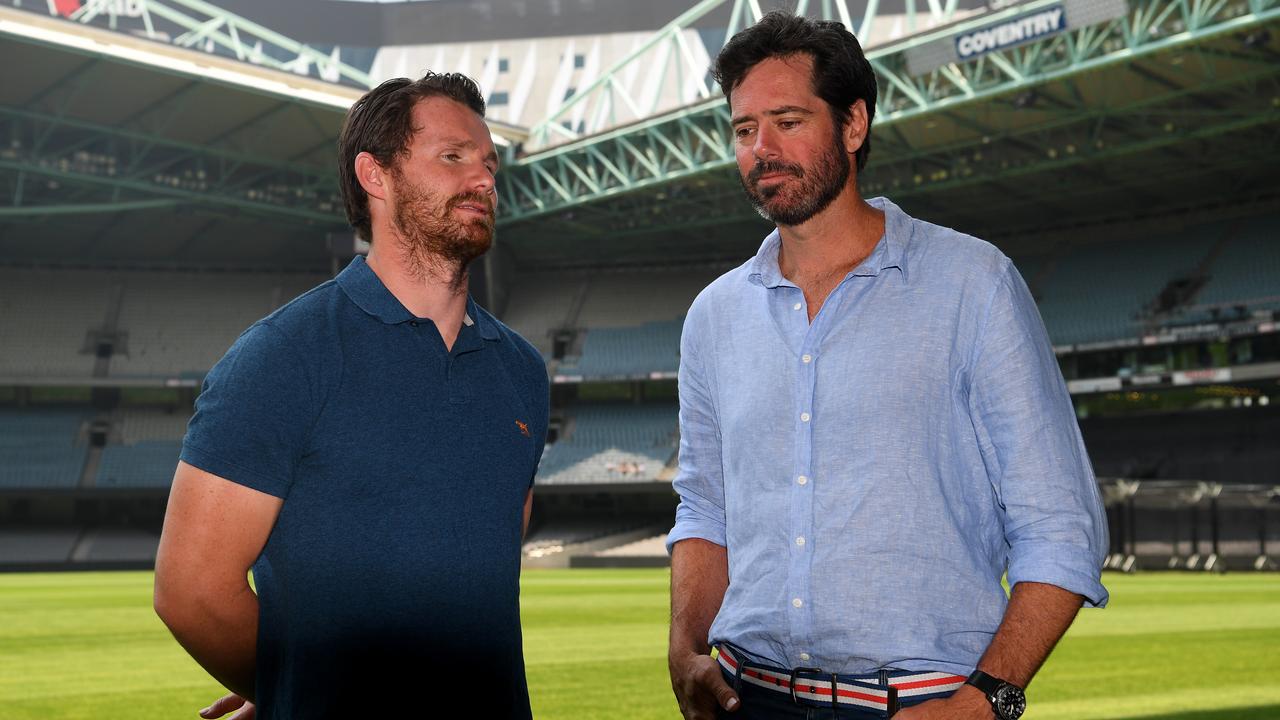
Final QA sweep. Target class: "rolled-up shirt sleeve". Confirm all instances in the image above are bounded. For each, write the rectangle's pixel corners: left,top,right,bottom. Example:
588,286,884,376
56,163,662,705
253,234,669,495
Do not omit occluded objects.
968,259,1109,607
667,302,727,553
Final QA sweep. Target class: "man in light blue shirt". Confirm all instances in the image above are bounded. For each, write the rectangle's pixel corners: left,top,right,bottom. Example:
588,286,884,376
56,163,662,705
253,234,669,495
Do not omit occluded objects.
667,13,1108,720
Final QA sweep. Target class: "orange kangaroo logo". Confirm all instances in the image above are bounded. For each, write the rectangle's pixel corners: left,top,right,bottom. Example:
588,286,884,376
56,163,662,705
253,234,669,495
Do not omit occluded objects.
515,420,531,437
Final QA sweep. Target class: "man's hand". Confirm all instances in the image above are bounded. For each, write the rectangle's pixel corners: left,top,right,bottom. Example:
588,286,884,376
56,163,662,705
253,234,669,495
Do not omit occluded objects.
669,651,739,719
894,685,993,719
669,539,734,719
199,693,255,720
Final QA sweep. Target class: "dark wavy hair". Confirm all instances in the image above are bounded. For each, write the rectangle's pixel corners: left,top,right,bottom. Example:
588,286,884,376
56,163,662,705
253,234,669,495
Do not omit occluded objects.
713,12,877,172
338,72,486,242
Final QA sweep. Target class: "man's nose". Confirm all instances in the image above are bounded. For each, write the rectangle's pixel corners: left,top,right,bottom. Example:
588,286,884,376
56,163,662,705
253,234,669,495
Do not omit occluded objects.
753,125,780,162
471,166,496,196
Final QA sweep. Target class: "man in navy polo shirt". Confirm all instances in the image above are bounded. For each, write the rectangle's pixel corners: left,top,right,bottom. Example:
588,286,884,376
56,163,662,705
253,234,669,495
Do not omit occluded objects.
154,73,548,719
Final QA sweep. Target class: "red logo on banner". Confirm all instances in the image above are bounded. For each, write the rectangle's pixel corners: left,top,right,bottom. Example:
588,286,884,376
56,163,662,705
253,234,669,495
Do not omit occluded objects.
54,0,83,17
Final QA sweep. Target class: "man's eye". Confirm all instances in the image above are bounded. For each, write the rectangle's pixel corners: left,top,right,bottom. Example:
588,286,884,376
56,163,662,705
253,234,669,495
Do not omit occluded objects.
735,127,754,139
780,120,799,129
443,153,461,161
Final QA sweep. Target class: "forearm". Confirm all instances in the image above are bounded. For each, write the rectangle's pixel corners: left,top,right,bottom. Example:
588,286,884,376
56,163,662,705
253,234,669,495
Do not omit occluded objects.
978,581,1083,687
155,577,259,701
522,489,533,540
669,538,729,659
897,581,1084,719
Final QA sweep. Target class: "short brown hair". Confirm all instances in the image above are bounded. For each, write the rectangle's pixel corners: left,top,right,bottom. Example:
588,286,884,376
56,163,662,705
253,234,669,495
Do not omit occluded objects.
338,72,486,242
714,12,877,172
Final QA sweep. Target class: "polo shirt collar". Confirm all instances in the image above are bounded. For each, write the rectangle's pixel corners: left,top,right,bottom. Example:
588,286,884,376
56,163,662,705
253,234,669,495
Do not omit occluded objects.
336,255,501,341
748,195,912,288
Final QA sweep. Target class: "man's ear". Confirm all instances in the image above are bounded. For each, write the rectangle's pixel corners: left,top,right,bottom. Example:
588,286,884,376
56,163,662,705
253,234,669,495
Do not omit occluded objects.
843,99,869,156
354,152,390,202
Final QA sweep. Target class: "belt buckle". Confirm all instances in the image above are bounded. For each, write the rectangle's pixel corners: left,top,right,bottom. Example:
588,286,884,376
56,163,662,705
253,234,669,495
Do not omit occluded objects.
886,683,900,717
788,665,823,705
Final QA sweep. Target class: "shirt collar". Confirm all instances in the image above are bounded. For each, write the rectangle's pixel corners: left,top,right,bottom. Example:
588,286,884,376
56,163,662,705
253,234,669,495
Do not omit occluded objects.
748,195,912,288
336,255,501,341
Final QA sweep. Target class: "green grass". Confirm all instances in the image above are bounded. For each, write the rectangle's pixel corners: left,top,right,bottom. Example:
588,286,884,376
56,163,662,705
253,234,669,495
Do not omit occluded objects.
0,570,1277,719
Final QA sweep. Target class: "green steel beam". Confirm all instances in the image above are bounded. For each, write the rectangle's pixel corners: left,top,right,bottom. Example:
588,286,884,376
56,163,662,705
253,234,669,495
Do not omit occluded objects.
65,0,373,88
501,0,1279,223
527,0,970,148
0,104,331,179
502,63,1277,243
0,105,343,223
870,105,1278,201
0,155,339,223
0,198,179,216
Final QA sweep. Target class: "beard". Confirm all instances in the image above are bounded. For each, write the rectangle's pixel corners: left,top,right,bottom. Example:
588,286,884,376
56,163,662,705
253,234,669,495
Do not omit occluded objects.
390,173,494,289
739,129,851,227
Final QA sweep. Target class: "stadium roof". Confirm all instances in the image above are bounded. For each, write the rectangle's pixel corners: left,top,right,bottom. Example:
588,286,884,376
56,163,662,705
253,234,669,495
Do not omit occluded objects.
0,5,517,270
2,0,1277,272
494,0,1280,269
206,0,980,47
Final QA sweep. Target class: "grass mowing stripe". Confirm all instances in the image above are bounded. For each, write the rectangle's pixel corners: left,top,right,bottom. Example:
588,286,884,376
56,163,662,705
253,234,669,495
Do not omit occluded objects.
1036,687,1280,720
0,570,1277,719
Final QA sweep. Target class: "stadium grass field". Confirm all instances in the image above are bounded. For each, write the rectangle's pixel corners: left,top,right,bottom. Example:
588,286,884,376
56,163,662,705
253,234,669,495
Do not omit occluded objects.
1,570,1277,719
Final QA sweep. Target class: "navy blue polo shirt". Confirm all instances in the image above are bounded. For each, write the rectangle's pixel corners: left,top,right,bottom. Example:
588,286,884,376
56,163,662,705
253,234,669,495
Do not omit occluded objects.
180,255,548,719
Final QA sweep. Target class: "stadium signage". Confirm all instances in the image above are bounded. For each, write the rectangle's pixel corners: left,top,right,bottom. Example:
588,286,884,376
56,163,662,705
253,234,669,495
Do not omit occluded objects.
955,5,1066,60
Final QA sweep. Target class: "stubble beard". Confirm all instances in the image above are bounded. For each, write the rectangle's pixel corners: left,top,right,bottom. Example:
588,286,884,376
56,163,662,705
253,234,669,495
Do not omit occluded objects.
390,172,495,294
740,128,851,227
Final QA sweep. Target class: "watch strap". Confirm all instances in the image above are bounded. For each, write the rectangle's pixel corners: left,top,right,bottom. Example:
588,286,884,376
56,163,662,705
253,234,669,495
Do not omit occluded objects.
965,670,1025,720
965,669,1003,696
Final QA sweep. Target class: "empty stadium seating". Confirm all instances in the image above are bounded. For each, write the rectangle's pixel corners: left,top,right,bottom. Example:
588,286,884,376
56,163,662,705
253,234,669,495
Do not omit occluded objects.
1081,405,1280,486
0,528,81,564
594,532,669,557
0,268,325,379
503,267,719,370
536,403,677,484
77,527,160,563
1183,216,1280,322
1033,225,1219,345
523,518,639,554
0,526,159,567
1021,214,1280,344
500,271,587,357
556,318,682,379
109,271,324,378
96,442,182,488
0,269,110,378
94,408,187,487
0,409,89,488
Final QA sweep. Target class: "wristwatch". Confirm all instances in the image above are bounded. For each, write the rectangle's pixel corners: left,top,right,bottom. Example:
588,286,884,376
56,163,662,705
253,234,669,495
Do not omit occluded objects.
965,670,1026,720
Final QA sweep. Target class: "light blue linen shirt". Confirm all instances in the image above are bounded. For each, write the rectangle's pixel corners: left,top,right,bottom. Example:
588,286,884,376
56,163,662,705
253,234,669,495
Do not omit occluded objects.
667,197,1108,677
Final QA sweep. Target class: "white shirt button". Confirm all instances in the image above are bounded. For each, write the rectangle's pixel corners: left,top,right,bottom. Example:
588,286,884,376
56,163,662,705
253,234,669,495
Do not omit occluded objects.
802,354,812,363
793,302,802,311
795,536,806,547
799,652,811,662
792,598,803,608
800,412,810,422
797,475,808,485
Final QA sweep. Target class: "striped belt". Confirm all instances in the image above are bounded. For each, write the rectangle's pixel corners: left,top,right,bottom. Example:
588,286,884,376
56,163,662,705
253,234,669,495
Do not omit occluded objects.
716,644,967,716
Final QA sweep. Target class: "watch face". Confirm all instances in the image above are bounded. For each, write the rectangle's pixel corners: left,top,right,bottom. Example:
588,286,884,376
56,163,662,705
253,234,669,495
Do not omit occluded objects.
993,685,1027,720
